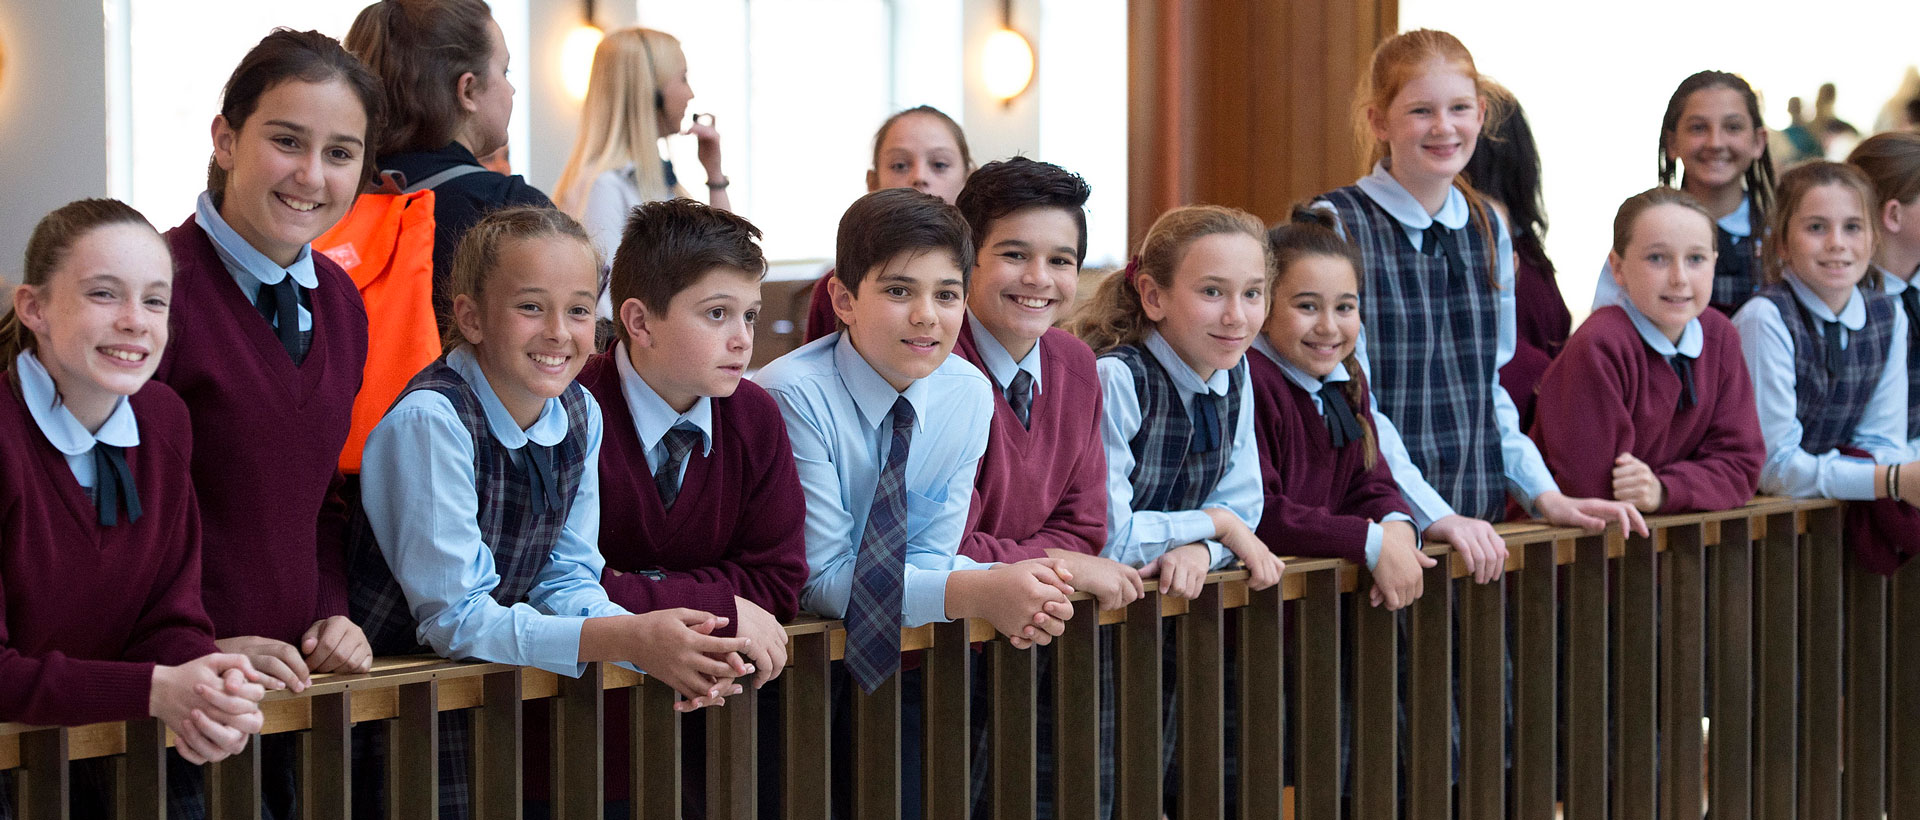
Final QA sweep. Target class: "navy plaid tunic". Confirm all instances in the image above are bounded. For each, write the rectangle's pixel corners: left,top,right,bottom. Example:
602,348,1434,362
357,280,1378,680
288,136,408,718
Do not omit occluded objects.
344,358,592,820
1711,225,1763,316
1321,186,1508,521
1756,283,1896,454
1102,345,1244,514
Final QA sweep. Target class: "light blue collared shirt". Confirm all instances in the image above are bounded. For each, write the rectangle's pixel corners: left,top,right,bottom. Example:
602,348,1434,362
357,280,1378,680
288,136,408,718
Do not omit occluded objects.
1591,197,1752,311
1619,298,1705,360
1095,330,1262,570
755,332,995,627
194,191,316,332
614,342,715,486
1731,273,1909,500
966,312,1045,400
14,350,139,489
1313,163,1557,527
1249,337,1413,570
359,346,627,676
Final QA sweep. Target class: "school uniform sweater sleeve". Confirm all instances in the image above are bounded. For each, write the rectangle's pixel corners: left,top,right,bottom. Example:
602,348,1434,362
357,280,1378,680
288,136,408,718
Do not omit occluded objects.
0,601,159,727
1531,310,1645,503
312,470,352,622
1094,357,1234,570
1733,298,1905,500
360,392,622,676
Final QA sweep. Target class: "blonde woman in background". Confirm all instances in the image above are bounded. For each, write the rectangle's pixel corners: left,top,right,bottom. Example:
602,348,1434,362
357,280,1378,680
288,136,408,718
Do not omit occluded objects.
554,27,732,268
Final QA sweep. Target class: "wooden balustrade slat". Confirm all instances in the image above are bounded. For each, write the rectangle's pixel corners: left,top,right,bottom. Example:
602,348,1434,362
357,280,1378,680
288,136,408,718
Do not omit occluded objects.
1052,599,1102,820
1756,511,1799,820
1565,534,1608,820
705,684,758,820
23,727,68,820
1512,541,1559,820
637,679,681,820
1661,523,1707,820
1843,550,1887,820
388,681,438,820
1890,559,1920,818
990,639,1036,820
853,673,901,820
207,730,261,820
556,662,604,820
1349,576,1396,820
1800,506,1844,820
1237,585,1284,820
1614,533,1658,820
1115,594,1163,820
1405,558,1450,820
1710,515,1756,820
1291,571,1340,820
118,718,167,820
923,620,970,820
782,631,832,820
473,672,519,820
1175,584,1224,820
1459,572,1504,819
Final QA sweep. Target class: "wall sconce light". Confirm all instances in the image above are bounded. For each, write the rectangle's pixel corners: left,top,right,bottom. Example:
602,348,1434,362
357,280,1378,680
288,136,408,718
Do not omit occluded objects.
982,0,1033,105
562,0,604,101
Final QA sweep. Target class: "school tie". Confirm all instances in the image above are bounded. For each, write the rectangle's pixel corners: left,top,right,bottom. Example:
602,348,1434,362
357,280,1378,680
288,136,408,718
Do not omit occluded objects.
254,276,307,363
1317,383,1364,449
1900,286,1920,339
1669,354,1698,411
653,427,703,510
1189,392,1223,454
524,444,561,518
91,444,141,527
1822,319,1847,379
1006,370,1035,428
1420,223,1468,277
845,397,915,694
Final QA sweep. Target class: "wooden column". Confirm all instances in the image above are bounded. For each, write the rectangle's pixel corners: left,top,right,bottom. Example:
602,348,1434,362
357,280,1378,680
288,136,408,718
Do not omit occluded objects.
1129,0,1398,245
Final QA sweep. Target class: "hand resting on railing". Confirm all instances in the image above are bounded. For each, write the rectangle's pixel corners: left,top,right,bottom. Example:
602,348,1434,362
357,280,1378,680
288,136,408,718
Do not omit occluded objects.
148,653,268,765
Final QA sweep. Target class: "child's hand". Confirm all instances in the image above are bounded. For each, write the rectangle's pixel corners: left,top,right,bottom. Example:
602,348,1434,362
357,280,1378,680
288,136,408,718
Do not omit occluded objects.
947,562,1074,647
150,654,266,765
732,597,789,690
1368,521,1434,610
215,635,310,693
1139,543,1212,600
1044,548,1145,611
1897,460,1920,508
1213,518,1283,592
1424,514,1507,584
301,616,373,675
618,610,750,710
1611,453,1666,513
685,114,724,178
1537,490,1650,537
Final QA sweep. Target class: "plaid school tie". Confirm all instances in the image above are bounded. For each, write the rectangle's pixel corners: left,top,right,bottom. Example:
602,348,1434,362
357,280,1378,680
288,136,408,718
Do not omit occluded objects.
92,444,141,527
653,427,703,510
845,396,915,693
255,276,308,363
1006,370,1035,428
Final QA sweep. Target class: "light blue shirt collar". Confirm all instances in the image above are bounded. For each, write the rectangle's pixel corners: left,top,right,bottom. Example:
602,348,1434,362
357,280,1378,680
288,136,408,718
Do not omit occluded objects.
1718,197,1752,239
1783,272,1867,330
832,331,932,432
1355,161,1469,252
1251,334,1350,411
446,346,570,448
613,342,714,457
194,191,319,293
1881,266,1916,293
1144,329,1231,397
1619,299,1703,359
15,350,139,455
965,311,1043,396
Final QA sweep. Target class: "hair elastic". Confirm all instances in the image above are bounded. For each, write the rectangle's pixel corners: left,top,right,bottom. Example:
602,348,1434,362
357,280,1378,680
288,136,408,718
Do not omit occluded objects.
1123,255,1142,284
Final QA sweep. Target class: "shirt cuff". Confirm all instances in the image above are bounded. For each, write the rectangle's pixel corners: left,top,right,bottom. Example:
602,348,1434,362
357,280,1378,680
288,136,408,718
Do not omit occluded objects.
523,615,589,677
903,567,953,628
1833,456,1879,501
1168,509,1218,547
1205,539,1233,571
1364,522,1383,571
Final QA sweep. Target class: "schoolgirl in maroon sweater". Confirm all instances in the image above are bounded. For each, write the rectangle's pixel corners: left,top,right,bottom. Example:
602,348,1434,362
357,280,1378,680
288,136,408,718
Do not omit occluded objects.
1254,207,1427,609
1532,188,1763,515
0,200,266,781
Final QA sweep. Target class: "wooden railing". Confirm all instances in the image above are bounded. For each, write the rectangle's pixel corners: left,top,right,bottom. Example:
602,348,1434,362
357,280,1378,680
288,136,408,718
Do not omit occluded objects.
8,496,1916,819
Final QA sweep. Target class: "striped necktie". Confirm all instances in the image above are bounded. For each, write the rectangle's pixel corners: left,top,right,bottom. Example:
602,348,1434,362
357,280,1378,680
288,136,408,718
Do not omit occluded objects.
845,396,915,693
1006,370,1034,428
653,427,702,510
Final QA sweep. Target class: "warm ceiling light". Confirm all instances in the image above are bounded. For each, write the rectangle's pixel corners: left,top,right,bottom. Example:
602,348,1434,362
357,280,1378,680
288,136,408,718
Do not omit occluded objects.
982,28,1034,103
562,24,604,101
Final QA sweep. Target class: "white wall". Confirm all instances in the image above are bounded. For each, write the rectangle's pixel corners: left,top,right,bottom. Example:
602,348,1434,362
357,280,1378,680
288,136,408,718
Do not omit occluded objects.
0,0,109,284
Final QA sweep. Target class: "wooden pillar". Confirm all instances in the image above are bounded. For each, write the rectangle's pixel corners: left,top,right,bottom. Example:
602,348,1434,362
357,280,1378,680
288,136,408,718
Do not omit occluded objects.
1129,0,1398,246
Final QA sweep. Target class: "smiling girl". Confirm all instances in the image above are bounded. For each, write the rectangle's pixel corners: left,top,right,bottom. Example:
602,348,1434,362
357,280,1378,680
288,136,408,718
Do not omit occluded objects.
1314,29,1645,574
1733,161,1920,572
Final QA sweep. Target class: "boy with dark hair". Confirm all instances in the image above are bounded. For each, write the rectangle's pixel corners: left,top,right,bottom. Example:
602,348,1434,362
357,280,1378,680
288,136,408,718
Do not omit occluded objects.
758,187,1076,816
